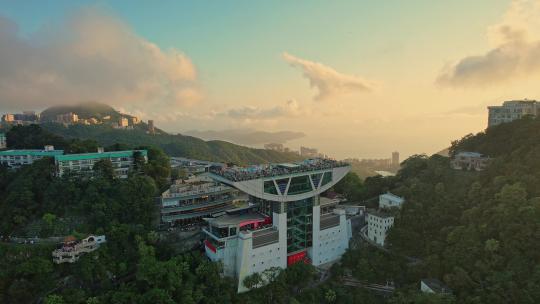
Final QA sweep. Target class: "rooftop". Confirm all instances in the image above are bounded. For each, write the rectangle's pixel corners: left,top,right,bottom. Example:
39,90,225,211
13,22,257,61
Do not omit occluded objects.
455,151,483,158
0,149,64,156
368,209,394,219
421,278,452,294
207,212,266,227
380,192,404,202
55,149,147,161
209,158,349,182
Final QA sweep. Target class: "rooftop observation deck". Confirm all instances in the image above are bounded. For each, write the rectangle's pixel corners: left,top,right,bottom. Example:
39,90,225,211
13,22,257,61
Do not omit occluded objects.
209,158,349,182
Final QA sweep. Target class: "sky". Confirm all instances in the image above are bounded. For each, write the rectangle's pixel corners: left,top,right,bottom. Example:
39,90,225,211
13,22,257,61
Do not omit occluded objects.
1,0,540,160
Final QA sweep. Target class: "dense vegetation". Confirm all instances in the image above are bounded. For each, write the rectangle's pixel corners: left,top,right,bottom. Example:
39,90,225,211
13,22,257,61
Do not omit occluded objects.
2,117,540,303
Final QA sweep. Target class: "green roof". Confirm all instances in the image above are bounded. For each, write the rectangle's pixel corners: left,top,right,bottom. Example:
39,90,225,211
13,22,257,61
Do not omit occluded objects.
0,149,64,156
54,150,147,161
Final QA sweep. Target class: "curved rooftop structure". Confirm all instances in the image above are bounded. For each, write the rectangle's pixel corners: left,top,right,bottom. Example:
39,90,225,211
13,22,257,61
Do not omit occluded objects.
208,158,351,202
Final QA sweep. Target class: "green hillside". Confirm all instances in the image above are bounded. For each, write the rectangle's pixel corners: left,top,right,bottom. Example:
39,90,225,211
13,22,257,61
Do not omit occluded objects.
41,123,301,165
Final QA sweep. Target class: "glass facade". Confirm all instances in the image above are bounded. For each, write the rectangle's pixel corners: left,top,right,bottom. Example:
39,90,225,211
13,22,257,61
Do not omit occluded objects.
264,180,279,195
321,171,333,187
287,175,313,195
286,198,313,253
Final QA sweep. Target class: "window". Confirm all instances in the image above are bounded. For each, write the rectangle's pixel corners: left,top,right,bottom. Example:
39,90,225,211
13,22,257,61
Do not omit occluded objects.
287,175,312,195
264,180,279,195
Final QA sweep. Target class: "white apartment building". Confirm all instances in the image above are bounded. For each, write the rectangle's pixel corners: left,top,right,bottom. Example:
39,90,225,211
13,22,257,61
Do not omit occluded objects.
488,99,539,127
379,192,404,209
0,145,64,169
451,152,490,171
367,211,394,246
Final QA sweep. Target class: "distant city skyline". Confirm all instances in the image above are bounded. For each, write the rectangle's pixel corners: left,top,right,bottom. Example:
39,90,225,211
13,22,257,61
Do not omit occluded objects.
2,1,540,159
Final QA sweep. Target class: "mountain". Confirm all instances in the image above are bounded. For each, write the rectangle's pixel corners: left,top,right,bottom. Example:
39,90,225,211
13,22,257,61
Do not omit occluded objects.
42,123,302,165
185,129,306,146
40,102,129,121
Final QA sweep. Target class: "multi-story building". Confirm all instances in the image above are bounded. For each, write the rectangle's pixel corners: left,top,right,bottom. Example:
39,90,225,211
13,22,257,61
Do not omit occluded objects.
170,157,224,176
392,151,399,167
0,145,64,169
300,146,319,158
451,152,490,171
54,149,147,178
366,211,394,246
264,143,284,152
2,114,14,123
52,235,106,264
119,117,129,128
55,112,79,124
130,116,140,125
487,99,539,127
205,158,351,292
14,111,40,123
379,192,404,209
148,120,155,134
160,176,240,227
0,133,6,149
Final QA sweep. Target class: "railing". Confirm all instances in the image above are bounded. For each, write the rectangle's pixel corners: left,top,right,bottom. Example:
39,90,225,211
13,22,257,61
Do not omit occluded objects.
320,214,340,230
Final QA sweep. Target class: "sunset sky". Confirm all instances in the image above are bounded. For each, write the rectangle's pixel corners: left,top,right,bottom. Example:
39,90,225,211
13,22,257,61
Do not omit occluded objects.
2,0,540,159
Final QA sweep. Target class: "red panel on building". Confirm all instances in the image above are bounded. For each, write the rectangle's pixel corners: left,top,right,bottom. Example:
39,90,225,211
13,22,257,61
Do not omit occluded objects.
287,250,307,266
204,240,216,253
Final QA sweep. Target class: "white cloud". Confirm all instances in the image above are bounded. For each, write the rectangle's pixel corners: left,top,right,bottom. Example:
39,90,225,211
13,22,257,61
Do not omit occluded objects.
282,52,376,101
0,7,201,114
437,0,540,87
224,99,303,121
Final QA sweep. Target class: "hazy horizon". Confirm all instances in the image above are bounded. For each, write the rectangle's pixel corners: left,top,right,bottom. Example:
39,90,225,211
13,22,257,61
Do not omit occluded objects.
2,0,540,159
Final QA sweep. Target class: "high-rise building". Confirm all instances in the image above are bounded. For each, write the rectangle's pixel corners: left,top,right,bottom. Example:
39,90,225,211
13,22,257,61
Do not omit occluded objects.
300,146,318,158
148,120,155,134
205,158,351,292
487,99,539,127
392,151,399,166
2,114,14,123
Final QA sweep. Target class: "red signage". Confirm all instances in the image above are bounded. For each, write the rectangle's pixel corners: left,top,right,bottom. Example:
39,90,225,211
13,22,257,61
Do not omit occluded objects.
204,240,216,253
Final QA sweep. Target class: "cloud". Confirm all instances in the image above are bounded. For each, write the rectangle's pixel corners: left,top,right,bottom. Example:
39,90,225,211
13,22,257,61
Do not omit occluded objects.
282,52,376,101
224,99,302,121
0,7,201,114
437,0,540,87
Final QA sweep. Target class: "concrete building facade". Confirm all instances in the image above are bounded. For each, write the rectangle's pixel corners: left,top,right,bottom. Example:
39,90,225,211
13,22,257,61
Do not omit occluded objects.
488,99,539,127
55,149,147,178
451,152,490,171
204,158,352,292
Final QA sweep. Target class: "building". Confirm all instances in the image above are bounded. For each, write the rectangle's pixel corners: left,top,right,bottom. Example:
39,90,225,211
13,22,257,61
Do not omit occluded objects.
204,158,351,292
170,157,224,176
2,114,14,123
300,146,319,158
0,145,64,169
0,133,6,149
392,151,399,166
148,120,155,134
14,111,39,122
55,149,147,178
55,112,79,124
52,235,106,264
451,152,490,171
366,210,394,246
420,278,452,295
379,192,405,209
160,176,240,227
130,116,140,125
264,143,284,152
119,117,129,128
488,99,539,127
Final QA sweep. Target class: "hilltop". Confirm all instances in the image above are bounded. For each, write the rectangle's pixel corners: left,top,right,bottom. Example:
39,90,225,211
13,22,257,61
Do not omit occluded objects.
40,102,131,121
